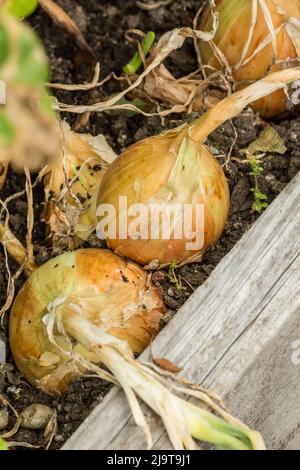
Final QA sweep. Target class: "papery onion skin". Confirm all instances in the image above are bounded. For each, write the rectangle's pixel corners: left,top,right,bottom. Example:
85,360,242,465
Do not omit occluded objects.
97,129,230,266
9,249,165,393
199,0,300,118
43,123,109,248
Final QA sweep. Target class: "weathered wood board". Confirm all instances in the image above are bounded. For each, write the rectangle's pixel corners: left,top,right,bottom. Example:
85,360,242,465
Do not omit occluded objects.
64,171,300,450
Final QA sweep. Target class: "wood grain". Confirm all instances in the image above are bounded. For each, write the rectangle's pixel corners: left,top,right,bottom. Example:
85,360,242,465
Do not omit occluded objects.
64,171,300,450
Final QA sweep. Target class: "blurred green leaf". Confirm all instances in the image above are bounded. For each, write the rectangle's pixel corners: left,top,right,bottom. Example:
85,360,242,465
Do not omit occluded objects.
40,89,54,115
0,110,16,145
4,0,39,19
16,31,48,85
0,438,8,450
0,23,9,67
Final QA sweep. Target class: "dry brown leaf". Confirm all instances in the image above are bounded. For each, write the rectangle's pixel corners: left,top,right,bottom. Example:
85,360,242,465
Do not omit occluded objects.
0,394,21,439
0,221,36,277
48,63,100,91
152,357,182,373
43,123,116,251
39,0,96,64
43,410,58,450
144,64,225,112
243,125,287,156
42,201,74,239
56,27,220,116
24,167,35,269
0,202,36,320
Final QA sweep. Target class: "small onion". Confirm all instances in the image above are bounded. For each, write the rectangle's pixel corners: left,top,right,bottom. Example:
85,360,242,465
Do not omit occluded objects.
198,0,300,117
97,68,300,266
9,249,164,393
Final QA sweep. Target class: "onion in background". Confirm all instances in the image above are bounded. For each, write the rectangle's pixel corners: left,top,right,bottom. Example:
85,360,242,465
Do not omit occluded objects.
198,0,300,117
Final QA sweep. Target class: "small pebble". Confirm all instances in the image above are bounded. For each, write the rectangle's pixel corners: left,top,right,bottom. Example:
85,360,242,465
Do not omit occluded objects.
106,5,118,17
152,271,165,284
0,408,9,430
20,404,54,430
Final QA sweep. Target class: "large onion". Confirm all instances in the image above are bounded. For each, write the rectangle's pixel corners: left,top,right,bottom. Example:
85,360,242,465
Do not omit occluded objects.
9,248,164,393
97,68,300,266
198,0,300,117
9,249,265,450
98,131,229,266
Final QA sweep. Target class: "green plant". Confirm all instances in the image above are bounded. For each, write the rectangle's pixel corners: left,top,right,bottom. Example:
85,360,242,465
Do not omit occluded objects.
123,31,155,75
4,0,39,18
248,154,269,214
167,259,185,291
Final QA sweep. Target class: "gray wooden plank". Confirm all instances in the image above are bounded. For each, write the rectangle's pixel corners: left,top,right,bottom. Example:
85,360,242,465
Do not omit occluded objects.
64,171,300,450
223,308,300,451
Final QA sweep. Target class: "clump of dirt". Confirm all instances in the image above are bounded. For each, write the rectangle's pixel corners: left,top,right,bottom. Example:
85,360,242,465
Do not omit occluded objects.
1,0,300,449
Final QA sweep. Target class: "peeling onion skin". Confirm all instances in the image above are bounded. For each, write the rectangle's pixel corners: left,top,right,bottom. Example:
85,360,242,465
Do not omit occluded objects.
9,249,165,394
97,130,230,266
199,0,300,118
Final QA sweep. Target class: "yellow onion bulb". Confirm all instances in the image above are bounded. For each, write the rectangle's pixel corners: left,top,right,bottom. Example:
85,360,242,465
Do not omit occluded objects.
9,253,266,450
9,249,165,393
198,0,300,117
97,129,230,266
97,68,300,267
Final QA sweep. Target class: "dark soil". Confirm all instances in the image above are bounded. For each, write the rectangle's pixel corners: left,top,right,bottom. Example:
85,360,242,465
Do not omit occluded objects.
1,0,300,449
